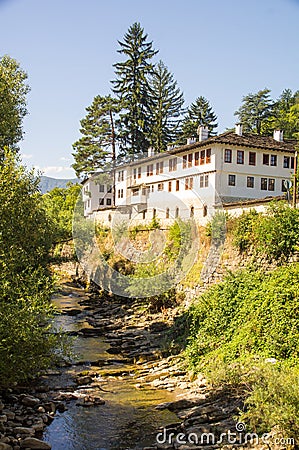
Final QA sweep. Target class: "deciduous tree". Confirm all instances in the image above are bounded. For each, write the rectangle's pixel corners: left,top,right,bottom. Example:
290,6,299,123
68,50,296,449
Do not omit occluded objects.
0,55,30,154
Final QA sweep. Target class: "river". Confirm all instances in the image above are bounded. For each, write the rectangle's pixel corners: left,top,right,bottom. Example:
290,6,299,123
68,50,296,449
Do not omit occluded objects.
43,281,178,450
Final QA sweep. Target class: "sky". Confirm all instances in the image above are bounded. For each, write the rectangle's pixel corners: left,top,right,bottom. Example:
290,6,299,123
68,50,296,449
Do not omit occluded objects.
0,0,299,178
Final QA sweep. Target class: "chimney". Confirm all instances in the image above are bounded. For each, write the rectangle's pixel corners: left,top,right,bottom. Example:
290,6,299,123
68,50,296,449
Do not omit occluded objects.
148,147,155,157
273,130,284,142
197,125,209,142
235,123,243,136
186,137,196,145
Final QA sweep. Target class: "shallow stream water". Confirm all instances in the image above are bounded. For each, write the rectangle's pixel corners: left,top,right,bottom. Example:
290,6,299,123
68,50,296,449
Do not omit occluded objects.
43,284,177,450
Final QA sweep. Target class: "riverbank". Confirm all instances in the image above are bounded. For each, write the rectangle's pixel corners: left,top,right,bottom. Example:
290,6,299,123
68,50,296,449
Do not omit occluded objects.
47,265,248,449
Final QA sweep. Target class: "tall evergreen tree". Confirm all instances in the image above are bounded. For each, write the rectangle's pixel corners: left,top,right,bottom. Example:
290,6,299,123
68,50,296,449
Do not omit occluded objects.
234,88,274,135
180,96,217,142
0,55,30,155
147,61,184,152
72,95,120,179
112,22,158,160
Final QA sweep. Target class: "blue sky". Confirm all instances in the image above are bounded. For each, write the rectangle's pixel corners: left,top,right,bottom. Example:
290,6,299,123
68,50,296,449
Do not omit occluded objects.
1,0,299,178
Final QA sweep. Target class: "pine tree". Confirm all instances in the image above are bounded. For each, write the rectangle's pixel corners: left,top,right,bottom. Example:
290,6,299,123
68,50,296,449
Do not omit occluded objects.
147,61,184,152
112,22,158,160
72,95,120,179
180,96,217,142
234,88,274,135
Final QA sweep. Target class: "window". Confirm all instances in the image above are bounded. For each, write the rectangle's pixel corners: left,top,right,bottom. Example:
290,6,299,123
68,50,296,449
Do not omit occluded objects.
206,148,211,164
228,174,236,186
132,188,139,196
147,164,153,176
106,198,112,206
118,171,124,182
249,152,256,165
153,208,156,218
194,152,199,166
99,198,104,205
176,180,180,191
188,153,193,168
261,178,268,190
107,185,112,193
156,161,164,174
117,189,124,198
108,214,112,222
185,177,193,190
199,175,204,188
204,174,209,187
283,156,290,168
284,156,294,169
138,167,142,178
151,185,154,192
175,207,179,218
224,149,232,163
157,183,164,191
190,206,194,218
142,210,146,220
142,187,149,196
247,176,254,188
237,150,244,164
270,155,277,166
169,158,177,172
183,155,187,169
133,168,137,180
268,178,275,191
168,181,172,192
263,154,269,165
99,184,105,192
200,150,205,165
166,208,170,219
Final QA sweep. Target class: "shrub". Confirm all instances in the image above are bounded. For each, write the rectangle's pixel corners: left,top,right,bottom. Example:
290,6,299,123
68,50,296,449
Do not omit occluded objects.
0,152,67,386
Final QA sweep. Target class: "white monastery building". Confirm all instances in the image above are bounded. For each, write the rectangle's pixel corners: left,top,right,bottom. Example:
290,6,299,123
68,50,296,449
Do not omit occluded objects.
82,125,297,225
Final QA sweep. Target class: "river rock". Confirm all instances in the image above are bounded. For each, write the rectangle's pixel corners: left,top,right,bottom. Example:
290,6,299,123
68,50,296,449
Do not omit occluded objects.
14,426,34,435
21,396,40,407
0,443,13,450
20,437,51,449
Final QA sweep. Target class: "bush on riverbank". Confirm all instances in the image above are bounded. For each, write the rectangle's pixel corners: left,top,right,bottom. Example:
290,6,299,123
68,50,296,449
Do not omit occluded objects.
185,263,299,439
0,152,67,386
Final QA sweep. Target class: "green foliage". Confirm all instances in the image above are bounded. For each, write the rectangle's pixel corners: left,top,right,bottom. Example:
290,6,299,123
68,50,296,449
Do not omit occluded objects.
0,151,66,386
72,95,120,178
42,183,81,245
232,203,299,261
147,60,184,152
180,96,217,142
165,219,192,261
205,211,228,244
0,55,30,153
186,264,299,370
232,209,259,252
234,88,274,134
241,362,299,438
112,22,158,159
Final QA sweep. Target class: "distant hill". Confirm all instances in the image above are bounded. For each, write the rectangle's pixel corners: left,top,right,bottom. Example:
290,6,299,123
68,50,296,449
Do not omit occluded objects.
39,176,79,194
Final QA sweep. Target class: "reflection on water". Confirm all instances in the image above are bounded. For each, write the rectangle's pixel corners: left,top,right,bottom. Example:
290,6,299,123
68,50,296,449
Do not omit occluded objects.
44,286,177,449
